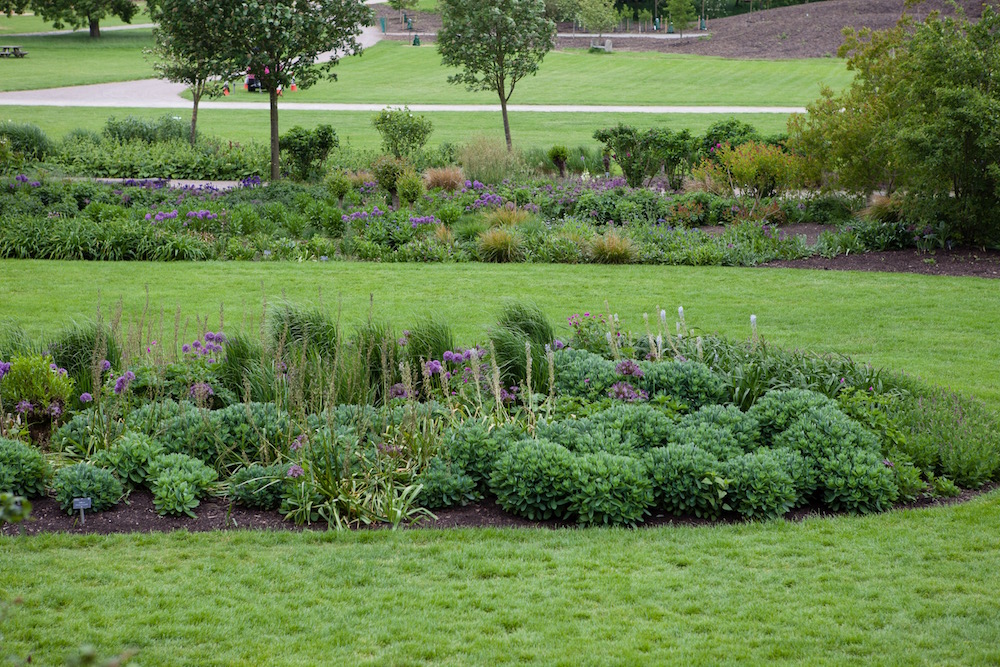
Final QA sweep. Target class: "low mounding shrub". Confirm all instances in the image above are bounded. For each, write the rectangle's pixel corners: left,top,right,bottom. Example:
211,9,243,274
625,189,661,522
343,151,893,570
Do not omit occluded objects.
0,438,51,498
724,450,798,520
148,452,218,517
396,170,424,206
747,388,839,443
679,404,761,452
415,458,480,509
536,419,640,457
89,432,165,489
587,403,678,449
477,227,524,262
444,420,524,489
229,462,291,510
372,106,433,158
490,438,577,520
644,444,729,519
0,120,53,161
568,451,653,525
53,463,122,514
670,422,745,461
103,115,189,144
773,404,881,462
767,447,819,507
819,448,899,514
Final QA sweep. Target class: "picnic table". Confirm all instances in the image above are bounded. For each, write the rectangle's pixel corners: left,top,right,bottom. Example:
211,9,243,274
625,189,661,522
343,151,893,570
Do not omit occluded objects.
0,45,28,58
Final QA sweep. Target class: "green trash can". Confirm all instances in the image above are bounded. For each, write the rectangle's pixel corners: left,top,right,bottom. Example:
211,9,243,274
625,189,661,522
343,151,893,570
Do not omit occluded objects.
700,17,706,30
413,34,421,46
667,22,674,34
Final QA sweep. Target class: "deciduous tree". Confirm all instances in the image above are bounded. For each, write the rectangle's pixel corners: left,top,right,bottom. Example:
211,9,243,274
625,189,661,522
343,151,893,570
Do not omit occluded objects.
438,0,555,151
28,0,138,38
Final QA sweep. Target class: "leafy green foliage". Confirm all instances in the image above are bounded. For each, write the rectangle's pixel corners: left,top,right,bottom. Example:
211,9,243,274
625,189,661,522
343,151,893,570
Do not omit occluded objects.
747,388,838,443
372,107,433,159
280,125,338,181
89,432,165,489
670,421,744,461
0,121,53,161
679,404,760,451
0,491,31,526
593,124,696,189
773,404,881,462
490,438,576,520
766,446,818,507
443,420,523,489
643,444,729,519
587,403,679,449
568,451,653,525
415,457,481,509
148,452,218,517
229,462,290,510
102,115,190,144
53,463,122,514
437,0,556,149
0,438,51,498
819,448,899,515
371,154,410,195
724,450,797,520
26,0,138,36
0,353,75,419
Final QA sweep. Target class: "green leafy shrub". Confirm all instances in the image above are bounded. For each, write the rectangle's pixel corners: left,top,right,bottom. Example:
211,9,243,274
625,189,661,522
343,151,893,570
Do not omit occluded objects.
819,448,899,514
490,438,577,520
644,444,729,519
535,419,641,457
773,404,881,462
157,407,217,462
280,124,338,181
0,353,75,422
724,450,798,520
548,144,569,177
679,404,761,451
747,388,839,442
766,447,818,507
0,438,51,498
0,121,53,161
701,118,761,156
372,106,433,158
568,451,653,525
103,115,189,144
639,359,727,409
670,421,745,461
51,408,127,460
593,124,695,189
229,462,290,510
396,170,425,206
415,458,481,509
53,463,122,514
148,452,218,517
371,154,410,195
587,403,679,449
443,420,524,490
89,432,164,489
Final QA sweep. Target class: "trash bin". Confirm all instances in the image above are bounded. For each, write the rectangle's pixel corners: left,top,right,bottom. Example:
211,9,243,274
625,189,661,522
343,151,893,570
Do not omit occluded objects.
700,17,706,30
413,34,421,46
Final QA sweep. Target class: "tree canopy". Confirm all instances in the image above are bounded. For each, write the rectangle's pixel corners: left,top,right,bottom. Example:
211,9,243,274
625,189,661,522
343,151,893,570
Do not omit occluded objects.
438,0,555,150
28,0,138,37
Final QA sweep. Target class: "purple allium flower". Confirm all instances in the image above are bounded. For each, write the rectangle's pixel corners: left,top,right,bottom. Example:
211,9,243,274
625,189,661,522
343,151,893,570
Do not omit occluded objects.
101,359,112,371
182,344,191,353
608,381,648,403
125,371,135,381
290,434,306,451
204,332,216,342
189,382,214,400
15,400,33,414
319,255,329,262
389,383,409,399
48,404,62,417
883,459,895,468
287,464,304,478
552,339,565,351
50,363,57,370
80,392,93,403
615,359,644,378
0,360,10,380
424,360,443,375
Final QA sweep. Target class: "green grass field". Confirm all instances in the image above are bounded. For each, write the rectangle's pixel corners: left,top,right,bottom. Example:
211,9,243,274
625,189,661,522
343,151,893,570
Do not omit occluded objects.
2,491,999,665
0,29,154,91
1,261,998,404
0,5,148,36
0,104,792,150
211,41,852,106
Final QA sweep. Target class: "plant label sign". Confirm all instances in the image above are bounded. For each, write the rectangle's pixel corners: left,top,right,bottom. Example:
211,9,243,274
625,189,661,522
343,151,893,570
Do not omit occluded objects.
73,497,92,524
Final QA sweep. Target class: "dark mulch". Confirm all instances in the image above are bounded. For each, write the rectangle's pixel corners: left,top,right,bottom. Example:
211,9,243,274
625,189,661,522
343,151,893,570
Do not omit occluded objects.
5,483,996,536
375,0,982,59
764,248,1000,279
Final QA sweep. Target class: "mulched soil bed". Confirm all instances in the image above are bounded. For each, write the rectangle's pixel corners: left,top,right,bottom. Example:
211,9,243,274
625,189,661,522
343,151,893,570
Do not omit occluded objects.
5,483,995,536
764,248,1000,279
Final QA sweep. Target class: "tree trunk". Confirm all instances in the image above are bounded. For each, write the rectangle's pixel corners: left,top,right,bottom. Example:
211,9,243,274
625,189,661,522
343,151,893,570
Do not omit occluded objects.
269,87,280,181
190,88,200,146
89,18,101,38
499,92,512,151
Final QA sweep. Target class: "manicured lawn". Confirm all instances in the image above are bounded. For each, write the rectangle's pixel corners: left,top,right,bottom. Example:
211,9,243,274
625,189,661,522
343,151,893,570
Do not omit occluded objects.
0,29,154,91
0,5,148,35
2,492,999,664
211,41,853,106
1,260,998,404
0,104,791,150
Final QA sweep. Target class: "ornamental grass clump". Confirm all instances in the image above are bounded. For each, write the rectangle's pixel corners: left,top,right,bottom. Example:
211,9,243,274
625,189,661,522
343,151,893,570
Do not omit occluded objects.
590,229,638,264
477,227,524,262
423,166,464,191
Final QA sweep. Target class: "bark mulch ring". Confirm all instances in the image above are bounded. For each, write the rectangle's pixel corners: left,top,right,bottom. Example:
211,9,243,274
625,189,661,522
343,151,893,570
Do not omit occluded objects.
3,483,996,536
764,247,1000,279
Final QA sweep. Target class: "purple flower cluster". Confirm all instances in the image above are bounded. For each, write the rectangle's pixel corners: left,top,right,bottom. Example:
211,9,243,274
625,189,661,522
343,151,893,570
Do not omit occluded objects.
442,349,476,363
409,215,440,228
552,339,565,350
80,392,93,403
290,434,307,451
389,383,410,399
14,174,28,183
145,209,179,223
113,370,136,395
359,181,378,195
287,464,304,478
15,400,33,413
615,359,644,378
240,175,262,189
466,193,504,211
607,381,648,403
424,359,443,375
189,382,214,400
48,362,68,376
181,331,226,363
0,360,11,380
342,206,385,224
463,179,486,191
186,209,219,220
498,385,519,404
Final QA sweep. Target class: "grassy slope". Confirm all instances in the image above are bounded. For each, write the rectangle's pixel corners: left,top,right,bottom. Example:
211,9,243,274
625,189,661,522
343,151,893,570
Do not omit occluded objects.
1,261,998,404
211,42,852,106
0,105,791,150
2,494,999,665
0,6,147,35
0,30,154,91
